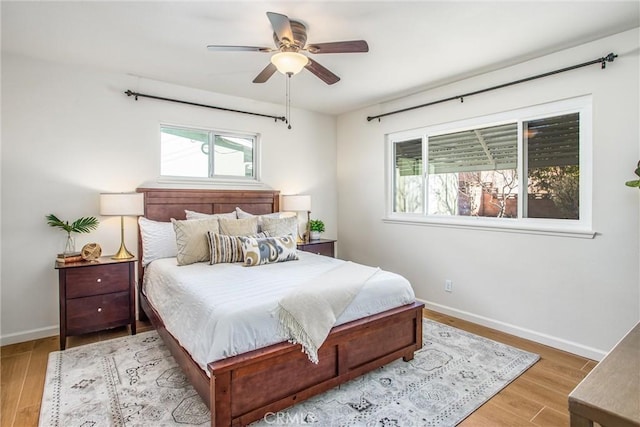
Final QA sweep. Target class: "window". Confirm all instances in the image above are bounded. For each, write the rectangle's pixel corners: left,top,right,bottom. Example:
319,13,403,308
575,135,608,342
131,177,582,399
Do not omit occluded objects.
160,125,258,180
387,97,592,235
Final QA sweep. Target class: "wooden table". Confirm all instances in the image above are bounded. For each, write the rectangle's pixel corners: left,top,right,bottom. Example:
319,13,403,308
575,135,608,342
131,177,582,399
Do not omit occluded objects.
568,322,640,427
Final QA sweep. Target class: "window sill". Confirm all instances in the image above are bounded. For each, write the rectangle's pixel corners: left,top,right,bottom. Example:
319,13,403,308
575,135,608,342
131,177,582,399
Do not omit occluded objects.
382,215,596,239
144,177,273,190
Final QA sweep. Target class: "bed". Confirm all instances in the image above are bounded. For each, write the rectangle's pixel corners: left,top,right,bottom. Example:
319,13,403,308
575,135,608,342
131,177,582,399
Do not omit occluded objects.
136,187,424,427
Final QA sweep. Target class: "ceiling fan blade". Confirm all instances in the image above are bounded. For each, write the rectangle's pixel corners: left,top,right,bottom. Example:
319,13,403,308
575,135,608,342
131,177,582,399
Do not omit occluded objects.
305,58,340,85
207,45,273,52
266,12,294,44
306,40,369,54
253,63,278,83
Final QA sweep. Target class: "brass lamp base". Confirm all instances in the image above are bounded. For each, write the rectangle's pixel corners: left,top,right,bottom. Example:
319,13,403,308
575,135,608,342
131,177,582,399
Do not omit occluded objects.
112,242,134,260
111,215,135,260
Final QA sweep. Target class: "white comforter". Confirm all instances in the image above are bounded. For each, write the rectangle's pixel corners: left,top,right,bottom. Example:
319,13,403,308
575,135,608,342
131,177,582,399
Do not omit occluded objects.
143,251,415,372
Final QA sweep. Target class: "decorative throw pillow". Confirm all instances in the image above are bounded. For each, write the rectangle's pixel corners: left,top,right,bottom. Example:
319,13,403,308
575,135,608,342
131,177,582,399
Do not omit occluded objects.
235,207,296,233
218,217,259,236
239,235,299,267
207,231,268,264
261,216,298,238
185,210,237,220
172,217,220,265
138,217,178,266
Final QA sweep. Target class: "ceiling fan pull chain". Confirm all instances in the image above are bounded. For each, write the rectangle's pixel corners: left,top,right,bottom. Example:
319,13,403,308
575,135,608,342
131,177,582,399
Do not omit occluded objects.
286,72,292,130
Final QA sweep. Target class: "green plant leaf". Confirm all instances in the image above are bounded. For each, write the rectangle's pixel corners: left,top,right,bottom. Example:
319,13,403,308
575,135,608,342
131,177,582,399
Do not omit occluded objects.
70,216,99,233
309,219,325,233
46,214,99,234
625,180,640,188
46,214,73,233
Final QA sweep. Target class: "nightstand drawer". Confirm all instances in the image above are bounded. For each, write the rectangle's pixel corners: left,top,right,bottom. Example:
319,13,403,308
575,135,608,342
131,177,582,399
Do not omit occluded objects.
66,291,130,333
298,241,335,257
66,263,129,298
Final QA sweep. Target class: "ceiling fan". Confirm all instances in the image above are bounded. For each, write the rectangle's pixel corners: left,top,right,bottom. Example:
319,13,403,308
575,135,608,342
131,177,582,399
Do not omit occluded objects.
207,12,369,85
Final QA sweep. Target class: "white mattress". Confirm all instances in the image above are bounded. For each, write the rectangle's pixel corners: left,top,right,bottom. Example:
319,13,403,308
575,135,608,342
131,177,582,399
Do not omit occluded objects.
143,251,415,372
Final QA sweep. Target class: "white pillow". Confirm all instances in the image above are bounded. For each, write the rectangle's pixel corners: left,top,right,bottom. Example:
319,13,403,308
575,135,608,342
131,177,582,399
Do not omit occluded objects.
138,217,178,267
185,209,237,220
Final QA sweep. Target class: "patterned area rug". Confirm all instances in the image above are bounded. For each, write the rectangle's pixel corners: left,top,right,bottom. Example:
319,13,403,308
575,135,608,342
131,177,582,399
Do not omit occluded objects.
39,320,539,426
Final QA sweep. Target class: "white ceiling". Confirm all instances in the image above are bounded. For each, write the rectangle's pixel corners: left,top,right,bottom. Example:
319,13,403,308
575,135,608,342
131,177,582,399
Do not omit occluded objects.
2,1,638,115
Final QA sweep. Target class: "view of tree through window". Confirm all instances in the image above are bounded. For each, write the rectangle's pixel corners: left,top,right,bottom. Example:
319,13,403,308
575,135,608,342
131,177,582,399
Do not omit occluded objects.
427,123,518,218
394,138,423,213
389,100,586,225
525,113,580,219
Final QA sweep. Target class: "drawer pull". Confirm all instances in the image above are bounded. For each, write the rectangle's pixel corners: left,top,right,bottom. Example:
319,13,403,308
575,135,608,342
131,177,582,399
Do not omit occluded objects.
97,307,102,312
96,278,102,283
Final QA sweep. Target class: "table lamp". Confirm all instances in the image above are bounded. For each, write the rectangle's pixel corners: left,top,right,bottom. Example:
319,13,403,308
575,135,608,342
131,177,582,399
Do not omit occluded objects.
281,195,311,243
100,192,144,259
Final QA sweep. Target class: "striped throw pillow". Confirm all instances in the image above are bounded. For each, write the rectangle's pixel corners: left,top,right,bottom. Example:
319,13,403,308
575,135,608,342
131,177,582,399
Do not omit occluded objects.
207,231,268,264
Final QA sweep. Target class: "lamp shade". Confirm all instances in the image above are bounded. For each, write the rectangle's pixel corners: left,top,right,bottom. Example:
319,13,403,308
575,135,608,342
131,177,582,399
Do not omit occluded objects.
100,193,144,216
282,195,311,212
270,52,309,75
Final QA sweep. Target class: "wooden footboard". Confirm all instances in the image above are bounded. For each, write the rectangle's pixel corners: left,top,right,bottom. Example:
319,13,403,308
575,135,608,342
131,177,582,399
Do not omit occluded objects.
141,291,423,427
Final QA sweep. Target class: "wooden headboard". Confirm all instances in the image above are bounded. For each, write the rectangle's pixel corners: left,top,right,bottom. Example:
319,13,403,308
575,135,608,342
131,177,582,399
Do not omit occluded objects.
136,188,280,221
135,187,280,310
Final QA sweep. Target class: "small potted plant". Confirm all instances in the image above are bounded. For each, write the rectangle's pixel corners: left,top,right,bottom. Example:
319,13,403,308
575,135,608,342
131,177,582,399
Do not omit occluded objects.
625,160,640,188
47,214,99,254
308,219,325,241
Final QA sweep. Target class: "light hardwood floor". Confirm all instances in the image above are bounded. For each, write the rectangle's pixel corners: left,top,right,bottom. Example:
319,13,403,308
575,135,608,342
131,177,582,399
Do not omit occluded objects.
1,310,596,427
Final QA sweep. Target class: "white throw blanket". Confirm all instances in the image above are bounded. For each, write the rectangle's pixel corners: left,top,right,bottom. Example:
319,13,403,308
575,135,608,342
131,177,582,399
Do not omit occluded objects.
277,261,380,363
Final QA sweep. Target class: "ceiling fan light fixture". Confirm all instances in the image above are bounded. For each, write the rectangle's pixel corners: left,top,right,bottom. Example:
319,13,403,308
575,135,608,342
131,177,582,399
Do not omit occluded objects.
270,51,309,75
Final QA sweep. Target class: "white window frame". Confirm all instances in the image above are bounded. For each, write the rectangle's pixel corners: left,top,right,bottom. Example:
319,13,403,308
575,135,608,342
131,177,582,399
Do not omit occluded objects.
158,123,261,187
385,96,594,238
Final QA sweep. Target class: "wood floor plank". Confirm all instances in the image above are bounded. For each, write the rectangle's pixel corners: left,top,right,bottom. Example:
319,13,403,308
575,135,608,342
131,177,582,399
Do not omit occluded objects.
19,337,58,409
534,357,589,384
508,376,572,413
531,406,570,426
490,386,545,420
461,400,536,426
582,359,598,373
0,341,34,358
525,361,583,395
1,353,30,427
12,404,39,427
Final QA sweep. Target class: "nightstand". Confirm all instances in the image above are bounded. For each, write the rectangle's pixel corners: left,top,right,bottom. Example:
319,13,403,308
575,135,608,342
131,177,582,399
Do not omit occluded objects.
55,257,136,350
297,239,336,257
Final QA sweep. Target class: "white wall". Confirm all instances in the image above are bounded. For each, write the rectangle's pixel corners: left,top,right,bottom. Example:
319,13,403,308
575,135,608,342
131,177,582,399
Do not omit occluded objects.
337,28,640,360
0,54,337,345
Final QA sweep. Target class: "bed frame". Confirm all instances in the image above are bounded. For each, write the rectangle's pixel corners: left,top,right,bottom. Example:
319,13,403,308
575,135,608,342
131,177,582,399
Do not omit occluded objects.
136,187,424,427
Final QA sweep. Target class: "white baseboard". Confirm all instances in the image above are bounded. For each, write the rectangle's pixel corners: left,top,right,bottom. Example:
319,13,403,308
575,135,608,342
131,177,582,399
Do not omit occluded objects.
420,299,607,361
1,325,59,347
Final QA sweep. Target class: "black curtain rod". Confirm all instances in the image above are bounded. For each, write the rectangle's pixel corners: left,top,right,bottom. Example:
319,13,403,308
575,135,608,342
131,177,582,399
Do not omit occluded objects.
124,90,286,123
367,52,617,122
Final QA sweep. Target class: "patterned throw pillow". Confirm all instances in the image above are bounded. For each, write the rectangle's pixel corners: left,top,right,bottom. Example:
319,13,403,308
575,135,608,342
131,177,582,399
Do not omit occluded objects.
238,235,299,267
171,217,220,266
218,217,259,236
261,216,298,238
207,232,268,264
